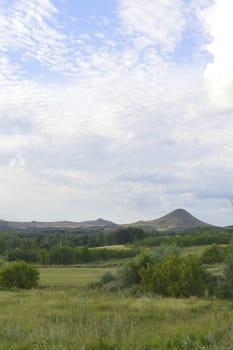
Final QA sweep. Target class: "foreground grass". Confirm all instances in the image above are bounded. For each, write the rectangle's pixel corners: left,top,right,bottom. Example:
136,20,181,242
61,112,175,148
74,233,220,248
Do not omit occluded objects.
1,267,233,349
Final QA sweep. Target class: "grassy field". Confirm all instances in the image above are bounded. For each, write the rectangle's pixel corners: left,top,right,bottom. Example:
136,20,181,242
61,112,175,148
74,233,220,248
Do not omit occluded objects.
38,266,117,288
1,265,233,349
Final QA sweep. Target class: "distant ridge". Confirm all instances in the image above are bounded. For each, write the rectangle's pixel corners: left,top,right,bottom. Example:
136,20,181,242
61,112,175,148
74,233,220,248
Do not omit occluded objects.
126,208,213,232
0,209,216,232
0,218,118,231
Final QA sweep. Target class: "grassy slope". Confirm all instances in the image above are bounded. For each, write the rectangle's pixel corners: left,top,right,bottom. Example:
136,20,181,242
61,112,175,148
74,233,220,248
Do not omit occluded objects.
0,266,233,349
94,244,132,250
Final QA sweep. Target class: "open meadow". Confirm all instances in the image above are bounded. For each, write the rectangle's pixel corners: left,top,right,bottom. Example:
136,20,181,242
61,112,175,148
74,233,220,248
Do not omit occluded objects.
1,265,233,350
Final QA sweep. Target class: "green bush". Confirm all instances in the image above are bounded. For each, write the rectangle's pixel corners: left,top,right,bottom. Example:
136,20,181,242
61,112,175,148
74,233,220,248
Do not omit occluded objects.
0,261,39,289
139,254,208,297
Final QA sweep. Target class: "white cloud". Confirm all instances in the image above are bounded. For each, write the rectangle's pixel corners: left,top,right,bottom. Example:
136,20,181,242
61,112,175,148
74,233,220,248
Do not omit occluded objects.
0,56,21,81
118,0,187,52
0,0,71,72
203,0,233,111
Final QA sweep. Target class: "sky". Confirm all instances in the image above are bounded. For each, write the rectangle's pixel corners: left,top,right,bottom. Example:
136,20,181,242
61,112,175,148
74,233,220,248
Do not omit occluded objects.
0,0,233,225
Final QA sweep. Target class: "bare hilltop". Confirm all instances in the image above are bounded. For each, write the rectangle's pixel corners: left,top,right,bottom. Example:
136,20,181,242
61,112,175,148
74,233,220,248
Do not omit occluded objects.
127,208,213,232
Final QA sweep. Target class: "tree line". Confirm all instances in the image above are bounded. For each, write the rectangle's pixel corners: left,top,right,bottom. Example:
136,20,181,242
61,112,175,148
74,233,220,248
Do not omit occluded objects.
0,227,148,255
7,246,137,265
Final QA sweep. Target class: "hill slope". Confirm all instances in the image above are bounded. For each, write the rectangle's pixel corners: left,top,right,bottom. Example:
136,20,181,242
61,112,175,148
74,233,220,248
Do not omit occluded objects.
127,208,212,232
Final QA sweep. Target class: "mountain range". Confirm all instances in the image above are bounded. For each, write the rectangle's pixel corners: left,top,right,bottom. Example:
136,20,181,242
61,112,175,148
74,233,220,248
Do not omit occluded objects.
0,208,215,232
0,218,118,231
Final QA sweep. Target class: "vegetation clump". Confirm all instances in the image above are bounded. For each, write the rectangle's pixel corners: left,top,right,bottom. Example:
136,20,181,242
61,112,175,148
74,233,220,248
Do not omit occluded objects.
0,261,39,289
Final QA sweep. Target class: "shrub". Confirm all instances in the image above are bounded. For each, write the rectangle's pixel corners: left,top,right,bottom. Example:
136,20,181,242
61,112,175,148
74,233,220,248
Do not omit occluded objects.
0,261,39,289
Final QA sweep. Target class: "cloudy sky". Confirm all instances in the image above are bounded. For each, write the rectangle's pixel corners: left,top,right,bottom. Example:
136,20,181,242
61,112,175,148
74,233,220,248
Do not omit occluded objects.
0,0,233,225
